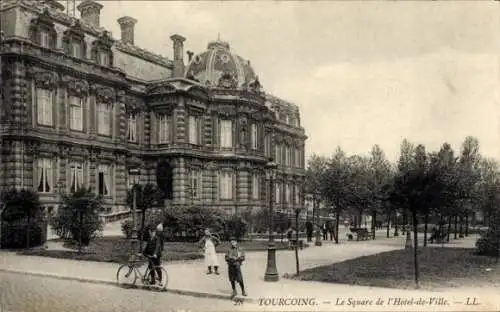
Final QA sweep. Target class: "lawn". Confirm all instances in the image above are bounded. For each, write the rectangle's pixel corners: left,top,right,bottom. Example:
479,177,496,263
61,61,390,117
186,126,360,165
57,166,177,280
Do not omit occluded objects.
290,247,500,290
18,236,294,264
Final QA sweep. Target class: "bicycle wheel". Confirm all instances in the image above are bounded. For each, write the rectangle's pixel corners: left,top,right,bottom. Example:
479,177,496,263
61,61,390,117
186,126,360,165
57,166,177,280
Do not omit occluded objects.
116,264,137,286
144,267,169,291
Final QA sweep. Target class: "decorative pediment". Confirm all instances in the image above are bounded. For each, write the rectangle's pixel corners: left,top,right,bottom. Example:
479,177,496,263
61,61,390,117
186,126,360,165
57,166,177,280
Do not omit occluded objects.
64,20,85,40
126,156,142,168
124,96,144,114
217,72,238,89
91,85,116,104
61,75,89,95
31,8,55,28
189,159,203,168
27,68,59,89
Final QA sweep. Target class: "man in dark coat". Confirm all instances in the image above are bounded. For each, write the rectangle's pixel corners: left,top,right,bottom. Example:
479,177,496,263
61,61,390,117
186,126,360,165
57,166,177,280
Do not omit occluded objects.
143,223,164,286
225,238,246,298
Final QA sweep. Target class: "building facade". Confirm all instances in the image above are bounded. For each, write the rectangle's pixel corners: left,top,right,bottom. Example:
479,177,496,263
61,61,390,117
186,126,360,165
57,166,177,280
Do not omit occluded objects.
0,0,307,220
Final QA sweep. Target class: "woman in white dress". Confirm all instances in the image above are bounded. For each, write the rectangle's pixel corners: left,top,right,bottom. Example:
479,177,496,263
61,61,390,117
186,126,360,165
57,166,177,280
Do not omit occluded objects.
198,229,220,274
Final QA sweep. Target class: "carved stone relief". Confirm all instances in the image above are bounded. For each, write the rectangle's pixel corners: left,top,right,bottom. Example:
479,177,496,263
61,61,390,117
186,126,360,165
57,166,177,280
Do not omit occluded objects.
61,75,89,96
91,85,116,104
27,68,59,89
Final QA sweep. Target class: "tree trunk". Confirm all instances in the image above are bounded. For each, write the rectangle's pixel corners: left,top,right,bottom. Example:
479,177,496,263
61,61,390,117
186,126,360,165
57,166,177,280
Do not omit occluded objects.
335,212,340,244
78,211,83,253
454,215,458,239
439,214,444,247
423,213,429,247
412,210,420,288
372,211,376,240
465,213,469,237
402,209,407,234
26,216,31,249
447,215,452,242
386,211,391,238
459,215,464,238
394,212,399,236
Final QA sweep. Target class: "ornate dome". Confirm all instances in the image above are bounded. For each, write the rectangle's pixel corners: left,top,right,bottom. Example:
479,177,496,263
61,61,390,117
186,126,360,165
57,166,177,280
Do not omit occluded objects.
185,39,261,90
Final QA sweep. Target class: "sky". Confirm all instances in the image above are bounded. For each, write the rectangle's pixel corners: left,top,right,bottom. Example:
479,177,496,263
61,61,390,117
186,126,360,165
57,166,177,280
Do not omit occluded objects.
68,1,500,164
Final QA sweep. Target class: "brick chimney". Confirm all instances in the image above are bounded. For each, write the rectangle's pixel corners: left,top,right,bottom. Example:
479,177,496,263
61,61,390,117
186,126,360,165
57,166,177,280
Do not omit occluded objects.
117,16,137,45
170,34,186,78
77,0,103,28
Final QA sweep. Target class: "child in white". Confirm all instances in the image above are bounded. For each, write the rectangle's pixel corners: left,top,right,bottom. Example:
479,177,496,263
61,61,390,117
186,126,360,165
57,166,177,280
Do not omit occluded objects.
198,229,220,274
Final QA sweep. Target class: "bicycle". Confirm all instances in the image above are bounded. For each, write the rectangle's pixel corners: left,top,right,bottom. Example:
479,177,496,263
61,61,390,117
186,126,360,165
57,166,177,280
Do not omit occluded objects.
116,253,169,291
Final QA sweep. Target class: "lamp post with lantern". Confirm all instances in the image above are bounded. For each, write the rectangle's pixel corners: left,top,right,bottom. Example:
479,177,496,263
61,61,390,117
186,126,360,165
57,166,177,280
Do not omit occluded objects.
294,206,302,276
264,158,279,282
129,168,140,252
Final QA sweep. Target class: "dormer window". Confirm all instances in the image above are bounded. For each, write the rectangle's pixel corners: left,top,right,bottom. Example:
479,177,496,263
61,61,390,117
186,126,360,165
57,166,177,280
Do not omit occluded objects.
29,9,57,49
91,31,114,67
63,21,86,59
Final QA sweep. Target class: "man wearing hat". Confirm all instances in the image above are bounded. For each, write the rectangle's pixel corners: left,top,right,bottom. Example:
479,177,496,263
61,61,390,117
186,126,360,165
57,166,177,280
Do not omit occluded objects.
143,223,164,286
225,237,246,298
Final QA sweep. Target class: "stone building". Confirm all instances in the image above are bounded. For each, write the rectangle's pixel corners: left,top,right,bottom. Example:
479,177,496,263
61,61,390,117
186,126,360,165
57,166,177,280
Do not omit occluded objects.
0,0,307,221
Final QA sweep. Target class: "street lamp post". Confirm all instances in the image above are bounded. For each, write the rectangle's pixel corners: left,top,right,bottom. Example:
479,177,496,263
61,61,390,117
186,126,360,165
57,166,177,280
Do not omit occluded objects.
294,207,302,276
264,159,279,282
0,202,5,249
129,168,140,253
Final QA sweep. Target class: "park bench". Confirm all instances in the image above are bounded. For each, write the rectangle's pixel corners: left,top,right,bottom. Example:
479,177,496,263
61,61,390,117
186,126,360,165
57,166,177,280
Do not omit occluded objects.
350,228,370,241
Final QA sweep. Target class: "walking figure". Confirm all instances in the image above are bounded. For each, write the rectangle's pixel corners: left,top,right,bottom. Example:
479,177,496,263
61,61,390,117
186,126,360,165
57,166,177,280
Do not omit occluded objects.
225,238,247,298
198,229,220,275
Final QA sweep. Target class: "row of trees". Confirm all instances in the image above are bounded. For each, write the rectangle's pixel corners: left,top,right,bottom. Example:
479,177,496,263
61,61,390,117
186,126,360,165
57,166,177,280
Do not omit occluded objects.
305,136,500,285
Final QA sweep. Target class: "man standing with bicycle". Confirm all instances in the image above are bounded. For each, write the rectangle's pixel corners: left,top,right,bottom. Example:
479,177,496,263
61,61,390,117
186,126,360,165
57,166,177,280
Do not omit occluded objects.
143,223,164,286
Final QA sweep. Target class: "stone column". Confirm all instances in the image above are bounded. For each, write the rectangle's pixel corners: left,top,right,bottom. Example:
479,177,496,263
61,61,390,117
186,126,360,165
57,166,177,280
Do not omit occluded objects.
174,100,186,144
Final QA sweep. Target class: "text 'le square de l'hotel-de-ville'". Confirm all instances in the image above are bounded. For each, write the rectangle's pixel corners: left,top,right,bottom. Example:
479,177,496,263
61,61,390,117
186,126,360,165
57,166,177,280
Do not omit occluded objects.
0,0,307,221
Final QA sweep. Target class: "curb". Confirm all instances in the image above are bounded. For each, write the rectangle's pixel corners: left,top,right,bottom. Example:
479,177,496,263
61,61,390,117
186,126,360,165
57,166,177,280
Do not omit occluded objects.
0,268,258,303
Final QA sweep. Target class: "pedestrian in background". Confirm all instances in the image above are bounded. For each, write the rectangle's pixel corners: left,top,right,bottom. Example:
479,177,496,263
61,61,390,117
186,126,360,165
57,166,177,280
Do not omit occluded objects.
198,229,220,275
225,238,246,298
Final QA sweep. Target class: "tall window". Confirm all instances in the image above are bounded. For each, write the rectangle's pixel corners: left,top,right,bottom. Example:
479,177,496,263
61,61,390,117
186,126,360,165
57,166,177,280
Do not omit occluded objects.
98,164,111,196
295,185,300,204
275,145,280,164
40,31,50,48
250,124,258,150
69,162,84,193
36,88,52,126
97,102,112,136
220,119,232,148
99,52,109,66
37,158,53,193
188,115,201,145
285,184,291,203
189,170,202,200
219,171,233,200
294,148,300,167
158,114,171,144
252,173,259,200
264,135,270,156
275,183,281,204
128,114,137,142
72,41,82,58
285,146,290,166
69,95,83,131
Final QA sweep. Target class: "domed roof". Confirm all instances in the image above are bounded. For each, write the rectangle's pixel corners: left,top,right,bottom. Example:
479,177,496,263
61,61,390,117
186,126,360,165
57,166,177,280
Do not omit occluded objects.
185,39,260,89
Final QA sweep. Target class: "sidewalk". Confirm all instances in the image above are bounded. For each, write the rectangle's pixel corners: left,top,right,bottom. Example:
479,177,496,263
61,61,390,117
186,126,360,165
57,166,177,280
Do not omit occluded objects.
2,234,498,311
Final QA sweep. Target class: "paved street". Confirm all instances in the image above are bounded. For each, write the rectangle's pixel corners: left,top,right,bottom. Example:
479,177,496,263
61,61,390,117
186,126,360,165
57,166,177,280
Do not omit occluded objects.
0,271,235,312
